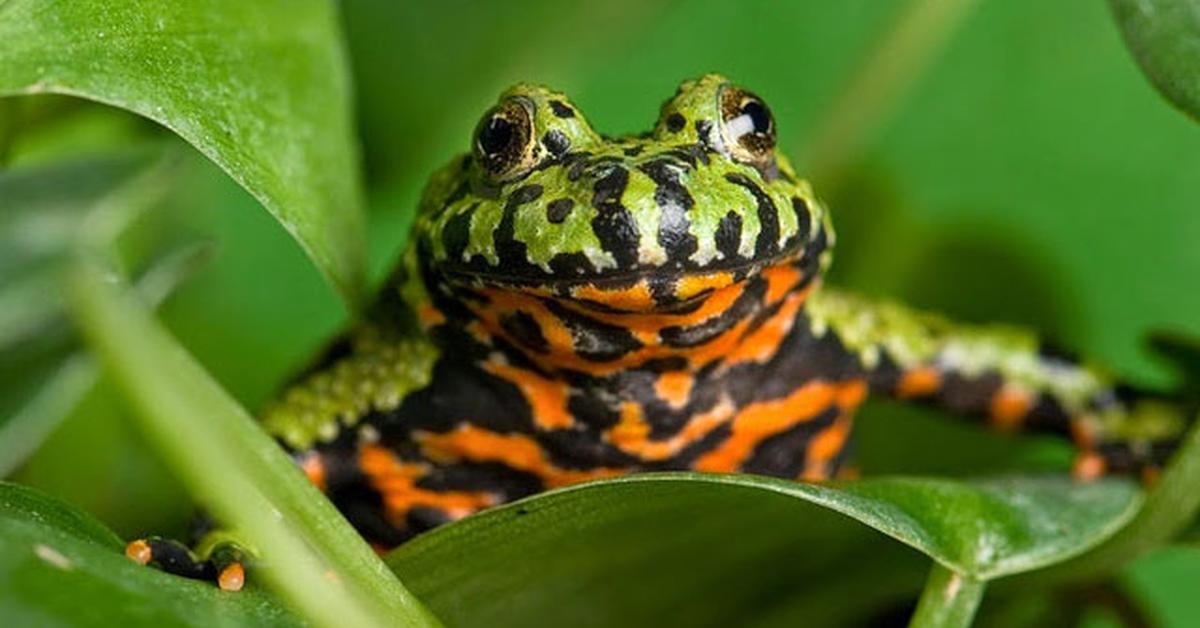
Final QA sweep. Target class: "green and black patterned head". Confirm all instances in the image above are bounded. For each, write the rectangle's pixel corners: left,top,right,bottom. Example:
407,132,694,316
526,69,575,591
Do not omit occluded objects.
415,74,831,307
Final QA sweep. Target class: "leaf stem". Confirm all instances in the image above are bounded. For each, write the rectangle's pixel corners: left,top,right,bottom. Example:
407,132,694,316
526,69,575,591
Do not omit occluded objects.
65,256,442,628
908,563,985,628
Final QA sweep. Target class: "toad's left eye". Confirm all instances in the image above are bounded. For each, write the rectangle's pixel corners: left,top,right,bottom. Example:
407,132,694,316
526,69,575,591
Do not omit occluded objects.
719,87,776,168
474,97,537,182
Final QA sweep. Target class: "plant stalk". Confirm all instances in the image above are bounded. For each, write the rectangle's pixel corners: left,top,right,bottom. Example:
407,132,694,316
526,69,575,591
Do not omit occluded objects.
909,563,985,628
66,256,442,628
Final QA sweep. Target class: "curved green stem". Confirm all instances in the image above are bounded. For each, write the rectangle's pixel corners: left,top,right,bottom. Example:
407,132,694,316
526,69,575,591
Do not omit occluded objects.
909,563,985,628
65,256,442,628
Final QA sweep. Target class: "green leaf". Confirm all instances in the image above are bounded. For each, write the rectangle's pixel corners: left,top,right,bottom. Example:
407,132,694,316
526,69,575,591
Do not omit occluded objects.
1111,0,1200,122
0,0,367,306
0,242,213,477
1016,413,1200,586
0,482,303,627
0,149,216,477
386,472,1141,627
0,150,160,285
65,257,440,628
1,482,121,548
0,150,175,476
839,475,1142,578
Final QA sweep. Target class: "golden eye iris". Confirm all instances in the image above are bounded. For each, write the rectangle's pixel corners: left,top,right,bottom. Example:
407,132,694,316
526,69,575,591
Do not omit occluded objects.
719,87,776,168
474,97,538,181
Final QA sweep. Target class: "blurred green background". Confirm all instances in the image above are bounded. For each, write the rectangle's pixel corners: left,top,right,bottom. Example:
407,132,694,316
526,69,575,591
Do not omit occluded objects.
3,0,1200,625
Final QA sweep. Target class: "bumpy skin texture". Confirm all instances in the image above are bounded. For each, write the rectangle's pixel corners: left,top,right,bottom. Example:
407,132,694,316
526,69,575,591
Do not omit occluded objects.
262,75,1189,547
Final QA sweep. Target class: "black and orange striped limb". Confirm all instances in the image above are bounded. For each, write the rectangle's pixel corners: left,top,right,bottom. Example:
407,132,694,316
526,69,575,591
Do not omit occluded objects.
807,287,1194,481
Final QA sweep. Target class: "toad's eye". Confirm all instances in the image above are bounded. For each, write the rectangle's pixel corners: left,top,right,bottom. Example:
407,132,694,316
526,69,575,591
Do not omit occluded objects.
719,87,776,169
474,98,537,181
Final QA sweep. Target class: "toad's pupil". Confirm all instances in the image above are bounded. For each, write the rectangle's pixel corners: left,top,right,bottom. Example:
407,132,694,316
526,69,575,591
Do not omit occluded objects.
741,100,771,135
480,116,514,155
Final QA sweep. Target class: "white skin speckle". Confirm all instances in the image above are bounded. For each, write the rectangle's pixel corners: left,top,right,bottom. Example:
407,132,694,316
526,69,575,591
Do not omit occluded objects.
359,424,381,444
34,544,73,571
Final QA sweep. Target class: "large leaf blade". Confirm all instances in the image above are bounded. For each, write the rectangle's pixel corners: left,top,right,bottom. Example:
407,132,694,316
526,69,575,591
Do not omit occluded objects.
1111,0,1200,122
0,150,175,476
0,482,302,628
387,472,1141,627
0,0,367,305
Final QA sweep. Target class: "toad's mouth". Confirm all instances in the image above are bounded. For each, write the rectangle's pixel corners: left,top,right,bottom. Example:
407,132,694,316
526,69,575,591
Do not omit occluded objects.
435,242,814,314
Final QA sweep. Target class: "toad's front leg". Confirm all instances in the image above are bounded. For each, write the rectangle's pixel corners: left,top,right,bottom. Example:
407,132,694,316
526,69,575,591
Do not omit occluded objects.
807,286,1193,479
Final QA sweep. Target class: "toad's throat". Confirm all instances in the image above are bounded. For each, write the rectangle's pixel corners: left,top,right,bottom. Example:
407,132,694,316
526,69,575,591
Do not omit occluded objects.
445,258,815,377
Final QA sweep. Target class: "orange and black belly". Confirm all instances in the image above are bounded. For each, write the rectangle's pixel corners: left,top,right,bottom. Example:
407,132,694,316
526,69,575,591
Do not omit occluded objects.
294,225,868,547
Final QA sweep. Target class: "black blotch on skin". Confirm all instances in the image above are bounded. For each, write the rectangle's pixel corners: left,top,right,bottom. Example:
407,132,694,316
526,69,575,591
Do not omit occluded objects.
565,151,592,181
666,113,686,133
331,485,410,547
736,314,863,404
546,198,575,224
543,299,641,362
791,196,812,244
657,422,732,470
662,147,698,169
660,277,766,348
380,357,539,437
742,406,839,477
641,356,690,372
937,372,1004,416
543,130,570,157
796,226,828,281
441,203,477,262
867,352,902,395
695,119,713,141
715,211,743,261
547,251,594,276
639,160,699,265
509,183,545,206
740,295,783,338
567,392,620,430
549,100,575,118
493,184,544,270
590,167,641,269
500,310,550,353
725,173,780,258
415,462,544,503
541,429,642,469
623,145,645,157
1026,395,1072,434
